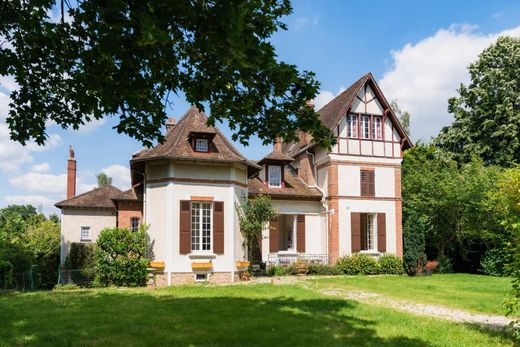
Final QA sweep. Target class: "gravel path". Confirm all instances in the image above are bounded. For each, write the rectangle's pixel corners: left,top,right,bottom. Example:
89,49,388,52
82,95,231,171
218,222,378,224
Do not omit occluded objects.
252,276,517,329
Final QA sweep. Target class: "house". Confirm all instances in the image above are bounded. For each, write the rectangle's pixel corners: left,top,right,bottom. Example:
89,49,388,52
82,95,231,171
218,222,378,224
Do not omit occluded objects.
55,72,412,285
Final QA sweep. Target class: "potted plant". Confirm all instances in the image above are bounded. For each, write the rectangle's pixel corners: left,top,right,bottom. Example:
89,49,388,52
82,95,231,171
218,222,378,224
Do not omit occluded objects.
425,260,439,276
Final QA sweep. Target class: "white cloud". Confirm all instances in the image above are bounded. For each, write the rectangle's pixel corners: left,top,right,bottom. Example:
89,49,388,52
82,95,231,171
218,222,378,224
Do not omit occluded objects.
292,16,319,30
9,172,67,194
102,164,131,189
31,163,50,173
313,86,346,111
379,24,520,141
4,195,57,214
76,117,107,134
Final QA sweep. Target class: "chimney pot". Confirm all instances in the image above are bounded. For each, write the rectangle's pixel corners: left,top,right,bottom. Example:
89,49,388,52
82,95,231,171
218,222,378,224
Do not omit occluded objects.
166,118,176,132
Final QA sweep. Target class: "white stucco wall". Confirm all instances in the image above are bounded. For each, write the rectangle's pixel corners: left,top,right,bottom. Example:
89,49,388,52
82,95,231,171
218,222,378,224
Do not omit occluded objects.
60,208,116,263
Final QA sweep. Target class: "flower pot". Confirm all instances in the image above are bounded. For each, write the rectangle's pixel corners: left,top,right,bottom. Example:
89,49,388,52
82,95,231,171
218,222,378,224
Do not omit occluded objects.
149,261,165,269
236,261,250,270
191,262,213,271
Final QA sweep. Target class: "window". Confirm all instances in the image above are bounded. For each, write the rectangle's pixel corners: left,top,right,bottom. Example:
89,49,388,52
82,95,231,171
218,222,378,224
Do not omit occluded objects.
81,226,91,241
361,213,376,251
347,114,358,138
195,273,208,282
130,217,139,232
372,116,382,140
268,165,282,188
195,138,209,152
361,115,370,139
191,202,212,252
360,169,375,196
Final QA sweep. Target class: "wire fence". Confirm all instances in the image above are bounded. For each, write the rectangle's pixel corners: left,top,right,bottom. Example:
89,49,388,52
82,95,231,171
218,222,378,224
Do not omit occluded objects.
1,265,41,291
57,269,95,288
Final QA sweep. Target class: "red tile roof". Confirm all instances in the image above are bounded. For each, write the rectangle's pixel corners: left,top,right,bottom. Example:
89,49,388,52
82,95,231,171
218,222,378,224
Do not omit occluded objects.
248,168,322,201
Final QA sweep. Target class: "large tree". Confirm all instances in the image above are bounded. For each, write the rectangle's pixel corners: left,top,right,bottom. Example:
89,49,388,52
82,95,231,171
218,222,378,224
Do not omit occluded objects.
96,172,113,187
435,36,520,167
0,0,334,148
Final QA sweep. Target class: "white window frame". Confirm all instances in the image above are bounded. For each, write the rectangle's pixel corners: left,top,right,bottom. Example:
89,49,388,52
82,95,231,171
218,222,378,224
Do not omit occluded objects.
361,115,370,139
195,138,209,152
347,114,358,138
372,116,382,140
268,165,282,188
130,217,139,232
80,226,91,241
191,201,213,253
361,213,378,252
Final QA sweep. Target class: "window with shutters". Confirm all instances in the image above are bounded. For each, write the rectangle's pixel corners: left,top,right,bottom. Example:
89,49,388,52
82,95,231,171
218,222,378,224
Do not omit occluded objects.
360,213,377,251
191,202,212,252
360,169,375,196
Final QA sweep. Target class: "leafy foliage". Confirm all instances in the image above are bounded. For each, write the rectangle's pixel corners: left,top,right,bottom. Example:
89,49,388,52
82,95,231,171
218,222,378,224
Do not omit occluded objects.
336,254,380,275
402,211,427,276
236,195,277,261
0,0,334,149
94,226,150,287
435,36,520,167
378,254,404,275
390,100,411,136
96,173,113,187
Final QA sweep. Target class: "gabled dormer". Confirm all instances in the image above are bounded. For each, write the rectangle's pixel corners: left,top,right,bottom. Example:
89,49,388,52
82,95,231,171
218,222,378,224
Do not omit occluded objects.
188,131,216,153
258,138,294,188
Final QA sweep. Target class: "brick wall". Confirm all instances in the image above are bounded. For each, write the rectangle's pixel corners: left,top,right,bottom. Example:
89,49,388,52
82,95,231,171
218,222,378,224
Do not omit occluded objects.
116,201,143,229
298,153,316,186
327,163,339,263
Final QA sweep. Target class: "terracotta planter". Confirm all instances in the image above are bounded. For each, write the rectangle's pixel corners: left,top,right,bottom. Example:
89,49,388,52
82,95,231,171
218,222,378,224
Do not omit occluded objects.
149,261,165,269
191,262,213,271
236,261,250,269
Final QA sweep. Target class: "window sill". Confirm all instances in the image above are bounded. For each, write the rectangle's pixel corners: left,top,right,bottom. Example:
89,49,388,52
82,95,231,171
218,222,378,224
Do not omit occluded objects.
80,239,91,242
277,250,298,255
359,250,380,256
189,253,217,259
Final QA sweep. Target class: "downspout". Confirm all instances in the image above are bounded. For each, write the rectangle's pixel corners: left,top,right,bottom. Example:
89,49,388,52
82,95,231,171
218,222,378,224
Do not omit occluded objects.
305,150,330,263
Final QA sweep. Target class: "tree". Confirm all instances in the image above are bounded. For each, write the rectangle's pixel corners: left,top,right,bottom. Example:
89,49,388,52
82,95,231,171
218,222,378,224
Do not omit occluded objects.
236,195,277,262
0,1,334,149
402,211,428,276
390,100,411,136
435,36,520,167
96,173,113,187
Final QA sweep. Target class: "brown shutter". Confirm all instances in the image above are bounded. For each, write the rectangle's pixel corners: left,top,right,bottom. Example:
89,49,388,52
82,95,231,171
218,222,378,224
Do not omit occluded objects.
296,214,305,253
213,201,224,254
351,212,361,253
368,171,375,196
180,200,191,254
377,213,386,252
269,216,279,253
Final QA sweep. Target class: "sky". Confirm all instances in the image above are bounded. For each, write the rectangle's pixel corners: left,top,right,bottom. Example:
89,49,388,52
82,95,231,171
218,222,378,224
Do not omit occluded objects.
1,0,520,215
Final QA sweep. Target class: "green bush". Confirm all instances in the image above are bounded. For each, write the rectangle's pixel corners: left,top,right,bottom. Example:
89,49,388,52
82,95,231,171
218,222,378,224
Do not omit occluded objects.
94,226,150,287
403,212,428,276
378,254,403,275
480,248,509,276
436,255,453,274
266,265,287,276
307,263,343,276
53,283,80,291
336,254,380,275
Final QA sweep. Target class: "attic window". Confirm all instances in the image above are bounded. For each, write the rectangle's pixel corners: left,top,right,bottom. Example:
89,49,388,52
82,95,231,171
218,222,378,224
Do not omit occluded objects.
195,139,209,152
268,165,282,188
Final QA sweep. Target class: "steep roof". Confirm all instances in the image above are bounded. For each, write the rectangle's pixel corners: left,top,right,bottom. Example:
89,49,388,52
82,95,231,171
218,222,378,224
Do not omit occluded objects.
257,150,294,165
248,168,322,201
132,107,260,170
282,72,413,157
55,186,122,209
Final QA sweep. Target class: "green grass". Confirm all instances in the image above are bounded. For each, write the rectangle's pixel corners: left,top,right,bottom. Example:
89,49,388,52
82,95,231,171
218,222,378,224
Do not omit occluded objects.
0,284,514,346
310,274,514,316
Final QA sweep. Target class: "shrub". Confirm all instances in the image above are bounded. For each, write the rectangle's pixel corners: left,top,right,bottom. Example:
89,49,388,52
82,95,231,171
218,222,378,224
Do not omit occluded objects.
403,212,428,276
378,254,403,275
337,254,380,275
307,263,343,276
95,226,150,287
436,255,453,274
266,265,287,276
480,248,509,276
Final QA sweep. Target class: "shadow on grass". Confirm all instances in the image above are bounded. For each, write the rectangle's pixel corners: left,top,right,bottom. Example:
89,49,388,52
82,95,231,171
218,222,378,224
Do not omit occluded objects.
0,287,437,347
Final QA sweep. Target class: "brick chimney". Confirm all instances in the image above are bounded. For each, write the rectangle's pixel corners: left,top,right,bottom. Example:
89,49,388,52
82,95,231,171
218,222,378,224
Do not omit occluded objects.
67,145,76,199
166,118,176,132
273,137,282,153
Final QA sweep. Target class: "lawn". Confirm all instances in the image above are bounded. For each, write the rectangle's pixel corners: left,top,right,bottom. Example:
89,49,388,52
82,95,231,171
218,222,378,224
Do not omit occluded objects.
0,283,514,346
310,274,515,316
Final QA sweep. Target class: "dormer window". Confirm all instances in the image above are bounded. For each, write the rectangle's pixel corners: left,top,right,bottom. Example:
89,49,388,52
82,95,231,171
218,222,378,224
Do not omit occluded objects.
195,138,209,152
268,165,282,188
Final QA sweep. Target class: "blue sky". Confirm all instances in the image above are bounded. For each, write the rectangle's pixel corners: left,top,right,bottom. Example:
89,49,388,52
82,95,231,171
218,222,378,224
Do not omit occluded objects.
1,0,520,214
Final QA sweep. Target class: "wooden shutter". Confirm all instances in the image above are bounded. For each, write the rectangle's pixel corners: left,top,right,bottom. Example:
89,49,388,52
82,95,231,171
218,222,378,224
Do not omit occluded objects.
368,171,375,196
377,213,386,252
269,216,279,253
213,201,224,254
296,214,305,253
179,200,191,254
351,212,361,253
360,170,375,197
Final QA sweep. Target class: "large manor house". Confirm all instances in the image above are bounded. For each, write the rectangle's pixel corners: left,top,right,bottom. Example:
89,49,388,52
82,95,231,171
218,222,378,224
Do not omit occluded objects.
56,73,412,285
